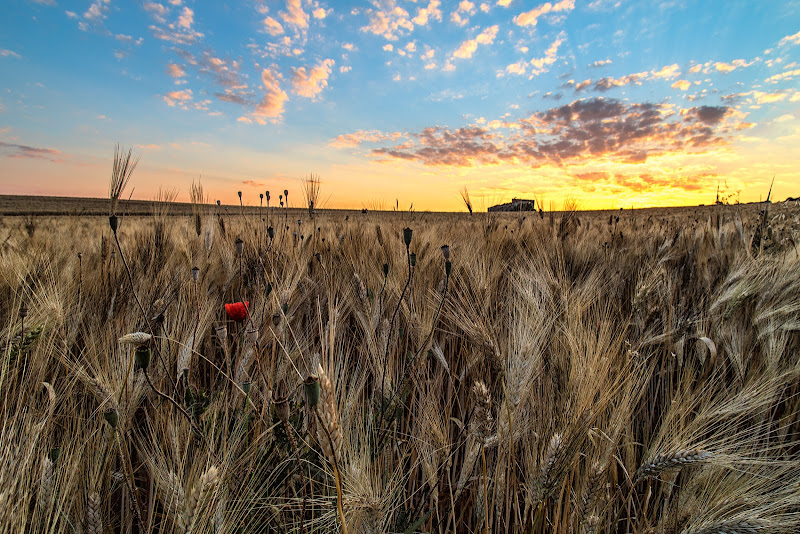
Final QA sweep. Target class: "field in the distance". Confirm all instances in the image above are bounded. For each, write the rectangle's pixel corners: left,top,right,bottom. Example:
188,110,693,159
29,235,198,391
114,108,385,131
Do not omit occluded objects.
1,193,799,533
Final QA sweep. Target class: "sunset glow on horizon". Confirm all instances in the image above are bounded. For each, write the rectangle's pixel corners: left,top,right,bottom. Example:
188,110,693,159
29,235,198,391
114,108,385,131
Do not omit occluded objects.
1,1,799,211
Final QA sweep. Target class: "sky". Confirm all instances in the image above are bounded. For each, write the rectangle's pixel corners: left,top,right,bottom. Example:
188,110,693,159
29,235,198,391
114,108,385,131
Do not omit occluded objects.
1,0,799,211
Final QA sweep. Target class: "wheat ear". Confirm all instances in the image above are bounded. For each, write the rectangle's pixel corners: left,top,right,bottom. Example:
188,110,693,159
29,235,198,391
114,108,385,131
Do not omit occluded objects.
86,491,102,534
635,449,711,483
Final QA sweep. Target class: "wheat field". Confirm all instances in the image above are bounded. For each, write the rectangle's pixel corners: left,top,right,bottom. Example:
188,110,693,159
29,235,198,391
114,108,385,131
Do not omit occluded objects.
2,173,800,533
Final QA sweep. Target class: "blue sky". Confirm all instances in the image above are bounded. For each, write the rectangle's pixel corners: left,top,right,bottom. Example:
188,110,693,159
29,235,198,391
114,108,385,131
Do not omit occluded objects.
1,0,799,210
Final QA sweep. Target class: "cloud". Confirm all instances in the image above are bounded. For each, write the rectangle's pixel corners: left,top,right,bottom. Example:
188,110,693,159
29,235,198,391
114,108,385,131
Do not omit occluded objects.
513,0,574,27
778,30,800,47
242,179,266,187
263,16,284,35
589,59,611,68
686,105,729,125
146,1,204,44
370,97,737,168
361,0,414,41
329,129,403,148
163,88,193,107
714,59,752,73
312,7,328,19
650,63,680,79
0,49,21,59
766,68,800,83
215,91,250,105
451,0,476,26
291,58,335,99
281,0,309,29
671,79,690,90
571,170,709,193
453,25,498,59
413,0,442,25
177,6,194,28
253,68,289,122
166,63,186,77
529,33,564,75
0,141,62,161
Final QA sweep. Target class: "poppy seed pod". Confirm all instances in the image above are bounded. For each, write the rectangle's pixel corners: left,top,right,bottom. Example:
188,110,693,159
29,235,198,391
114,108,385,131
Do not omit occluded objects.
191,266,199,283
246,328,259,343
445,260,452,276
284,189,289,198
103,406,119,428
260,193,263,201
19,304,28,319
109,214,118,233
268,226,275,239
235,237,244,256
215,324,228,341
281,302,289,315
403,227,413,248
266,191,270,201
242,381,252,395
217,200,221,206
410,253,417,267
440,244,450,261
238,191,242,199
304,375,321,408
265,282,273,298
134,345,151,370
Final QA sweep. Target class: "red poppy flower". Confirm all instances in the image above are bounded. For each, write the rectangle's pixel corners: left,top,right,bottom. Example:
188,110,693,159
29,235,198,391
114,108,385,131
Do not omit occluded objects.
225,301,249,322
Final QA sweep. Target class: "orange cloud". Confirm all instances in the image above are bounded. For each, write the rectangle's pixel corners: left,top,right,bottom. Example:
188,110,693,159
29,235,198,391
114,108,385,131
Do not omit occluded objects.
513,0,574,27
163,89,193,107
413,0,442,25
714,59,752,73
371,98,735,169
329,130,404,148
281,0,309,30
453,25,498,59
166,63,186,77
361,0,414,41
263,16,284,36
253,68,288,123
672,80,691,90
291,59,335,99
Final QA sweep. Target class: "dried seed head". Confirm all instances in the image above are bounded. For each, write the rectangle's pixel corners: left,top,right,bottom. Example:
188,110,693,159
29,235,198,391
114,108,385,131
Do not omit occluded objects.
191,266,199,283
440,244,450,260
134,346,151,370
235,237,244,256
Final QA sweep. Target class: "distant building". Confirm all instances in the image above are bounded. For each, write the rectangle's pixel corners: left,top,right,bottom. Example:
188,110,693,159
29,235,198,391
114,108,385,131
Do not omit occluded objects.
488,198,536,212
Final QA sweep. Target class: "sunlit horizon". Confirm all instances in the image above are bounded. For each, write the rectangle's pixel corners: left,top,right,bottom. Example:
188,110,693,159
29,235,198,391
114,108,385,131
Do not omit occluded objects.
1,1,799,211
